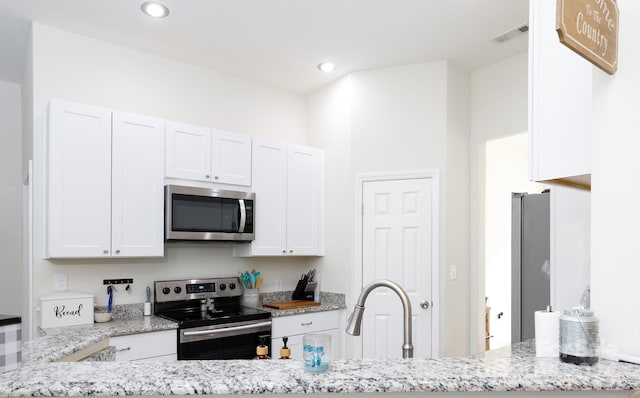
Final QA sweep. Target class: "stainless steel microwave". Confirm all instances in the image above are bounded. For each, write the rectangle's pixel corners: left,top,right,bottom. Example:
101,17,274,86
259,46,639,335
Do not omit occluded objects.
165,185,255,242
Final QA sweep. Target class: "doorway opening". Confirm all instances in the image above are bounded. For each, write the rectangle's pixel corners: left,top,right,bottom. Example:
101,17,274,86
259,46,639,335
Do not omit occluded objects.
483,134,549,350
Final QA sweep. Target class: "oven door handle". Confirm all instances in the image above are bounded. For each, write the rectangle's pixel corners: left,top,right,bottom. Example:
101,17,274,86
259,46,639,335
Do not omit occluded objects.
182,321,271,337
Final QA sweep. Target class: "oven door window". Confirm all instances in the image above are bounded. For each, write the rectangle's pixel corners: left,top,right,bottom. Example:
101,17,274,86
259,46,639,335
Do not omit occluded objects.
178,321,272,360
179,332,271,360
172,194,240,233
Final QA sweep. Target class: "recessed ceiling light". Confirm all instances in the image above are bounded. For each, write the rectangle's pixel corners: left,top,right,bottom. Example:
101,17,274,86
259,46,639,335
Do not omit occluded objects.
141,2,170,18
317,62,336,73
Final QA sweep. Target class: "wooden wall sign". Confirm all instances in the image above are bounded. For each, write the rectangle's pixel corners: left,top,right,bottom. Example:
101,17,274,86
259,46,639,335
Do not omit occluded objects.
556,0,619,74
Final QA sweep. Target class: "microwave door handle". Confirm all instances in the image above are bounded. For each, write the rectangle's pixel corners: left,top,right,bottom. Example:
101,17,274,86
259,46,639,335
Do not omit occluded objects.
238,199,246,233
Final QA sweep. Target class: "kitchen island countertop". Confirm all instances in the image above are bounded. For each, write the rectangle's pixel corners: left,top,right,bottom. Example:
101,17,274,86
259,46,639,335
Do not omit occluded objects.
23,315,178,363
2,340,639,396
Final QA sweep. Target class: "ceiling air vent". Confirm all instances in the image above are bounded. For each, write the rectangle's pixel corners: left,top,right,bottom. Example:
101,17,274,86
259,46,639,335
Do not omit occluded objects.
490,23,529,44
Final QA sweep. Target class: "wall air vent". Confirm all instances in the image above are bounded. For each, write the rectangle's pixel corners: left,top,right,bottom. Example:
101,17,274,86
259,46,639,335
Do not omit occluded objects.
490,23,529,44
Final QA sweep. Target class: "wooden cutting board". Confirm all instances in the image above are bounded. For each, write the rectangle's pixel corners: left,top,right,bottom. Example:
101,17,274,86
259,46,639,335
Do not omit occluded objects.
262,300,321,310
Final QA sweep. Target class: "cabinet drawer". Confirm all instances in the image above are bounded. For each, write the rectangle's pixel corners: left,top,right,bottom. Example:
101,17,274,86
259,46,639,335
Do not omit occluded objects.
110,330,176,361
272,310,339,338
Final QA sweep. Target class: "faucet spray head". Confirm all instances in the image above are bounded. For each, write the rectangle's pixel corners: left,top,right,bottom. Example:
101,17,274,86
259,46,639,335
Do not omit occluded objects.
345,305,365,336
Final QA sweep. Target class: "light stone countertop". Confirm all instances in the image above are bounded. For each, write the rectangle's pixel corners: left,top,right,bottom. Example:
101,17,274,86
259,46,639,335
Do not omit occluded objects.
259,291,346,317
23,315,178,363
2,341,640,396
5,298,639,396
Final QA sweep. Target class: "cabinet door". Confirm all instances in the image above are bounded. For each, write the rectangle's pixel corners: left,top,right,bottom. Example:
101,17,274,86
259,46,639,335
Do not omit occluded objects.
528,0,592,183
211,129,251,186
271,311,340,361
112,111,165,257
47,99,112,258
287,144,324,256
165,121,212,181
247,139,288,255
110,330,176,361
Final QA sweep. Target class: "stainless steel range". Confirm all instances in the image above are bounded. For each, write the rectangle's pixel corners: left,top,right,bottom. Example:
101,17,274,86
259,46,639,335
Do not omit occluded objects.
154,277,272,360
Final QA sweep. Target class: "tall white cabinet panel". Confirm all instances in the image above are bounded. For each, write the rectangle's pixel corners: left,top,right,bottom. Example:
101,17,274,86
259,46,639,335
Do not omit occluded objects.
244,139,288,256
528,0,592,186
287,144,324,256
165,121,212,181
111,112,165,257
211,129,252,186
47,99,165,258
235,139,324,257
47,100,112,258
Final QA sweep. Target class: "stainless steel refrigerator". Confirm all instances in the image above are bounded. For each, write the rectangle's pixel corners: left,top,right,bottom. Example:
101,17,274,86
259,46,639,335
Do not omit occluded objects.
511,191,550,343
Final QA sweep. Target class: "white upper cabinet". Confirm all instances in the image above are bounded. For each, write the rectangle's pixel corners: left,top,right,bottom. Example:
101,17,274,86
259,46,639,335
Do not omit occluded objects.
166,122,251,186
235,139,324,257
528,0,592,187
111,111,165,257
47,100,112,258
47,99,165,258
286,144,325,256
165,121,211,182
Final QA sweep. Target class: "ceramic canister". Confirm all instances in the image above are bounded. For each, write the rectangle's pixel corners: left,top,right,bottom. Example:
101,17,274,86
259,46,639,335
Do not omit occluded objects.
559,308,599,365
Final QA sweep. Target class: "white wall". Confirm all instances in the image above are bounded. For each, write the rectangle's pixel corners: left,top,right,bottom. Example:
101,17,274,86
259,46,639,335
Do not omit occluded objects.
444,64,471,356
0,80,23,317
307,61,471,357
27,23,314,333
306,76,353,301
550,185,590,313
591,0,640,357
470,52,528,352
484,134,548,349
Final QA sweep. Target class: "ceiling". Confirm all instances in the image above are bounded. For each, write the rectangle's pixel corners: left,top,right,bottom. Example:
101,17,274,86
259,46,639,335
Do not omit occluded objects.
0,0,529,93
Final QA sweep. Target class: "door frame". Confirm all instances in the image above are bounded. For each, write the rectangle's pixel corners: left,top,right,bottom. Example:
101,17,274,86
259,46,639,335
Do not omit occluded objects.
354,170,441,358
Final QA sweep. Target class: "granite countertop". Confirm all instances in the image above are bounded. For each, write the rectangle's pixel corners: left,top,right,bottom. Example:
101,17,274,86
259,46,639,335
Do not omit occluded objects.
3,340,640,396
22,294,344,364
23,315,178,363
5,298,638,396
259,291,346,317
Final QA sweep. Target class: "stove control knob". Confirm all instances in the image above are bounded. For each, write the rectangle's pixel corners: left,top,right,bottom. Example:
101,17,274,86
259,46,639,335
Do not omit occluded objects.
174,286,182,294
229,282,236,290
219,283,226,291
162,287,171,295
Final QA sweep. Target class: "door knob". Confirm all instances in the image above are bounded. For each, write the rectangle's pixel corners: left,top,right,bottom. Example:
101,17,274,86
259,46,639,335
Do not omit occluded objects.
420,300,430,309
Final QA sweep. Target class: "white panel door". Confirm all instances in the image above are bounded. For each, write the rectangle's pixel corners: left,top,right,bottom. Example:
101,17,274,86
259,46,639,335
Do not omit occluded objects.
287,144,324,256
165,121,211,181
211,129,251,186
47,99,112,258
249,139,288,255
362,178,433,358
111,111,165,257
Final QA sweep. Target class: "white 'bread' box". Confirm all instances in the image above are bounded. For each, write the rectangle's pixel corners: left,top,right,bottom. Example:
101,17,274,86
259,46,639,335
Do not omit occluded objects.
41,292,94,328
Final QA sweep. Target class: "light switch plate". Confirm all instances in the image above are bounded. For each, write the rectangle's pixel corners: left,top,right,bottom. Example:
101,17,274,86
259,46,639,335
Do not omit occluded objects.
54,273,67,292
449,265,457,281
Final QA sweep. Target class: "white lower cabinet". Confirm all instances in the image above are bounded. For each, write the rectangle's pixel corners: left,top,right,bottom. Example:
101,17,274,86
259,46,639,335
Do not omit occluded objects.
271,311,340,361
110,330,177,361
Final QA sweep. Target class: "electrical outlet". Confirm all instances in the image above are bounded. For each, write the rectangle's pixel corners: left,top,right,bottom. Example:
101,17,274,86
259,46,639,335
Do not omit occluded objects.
275,280,282,292
449,265,457,281
54,274,67,292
